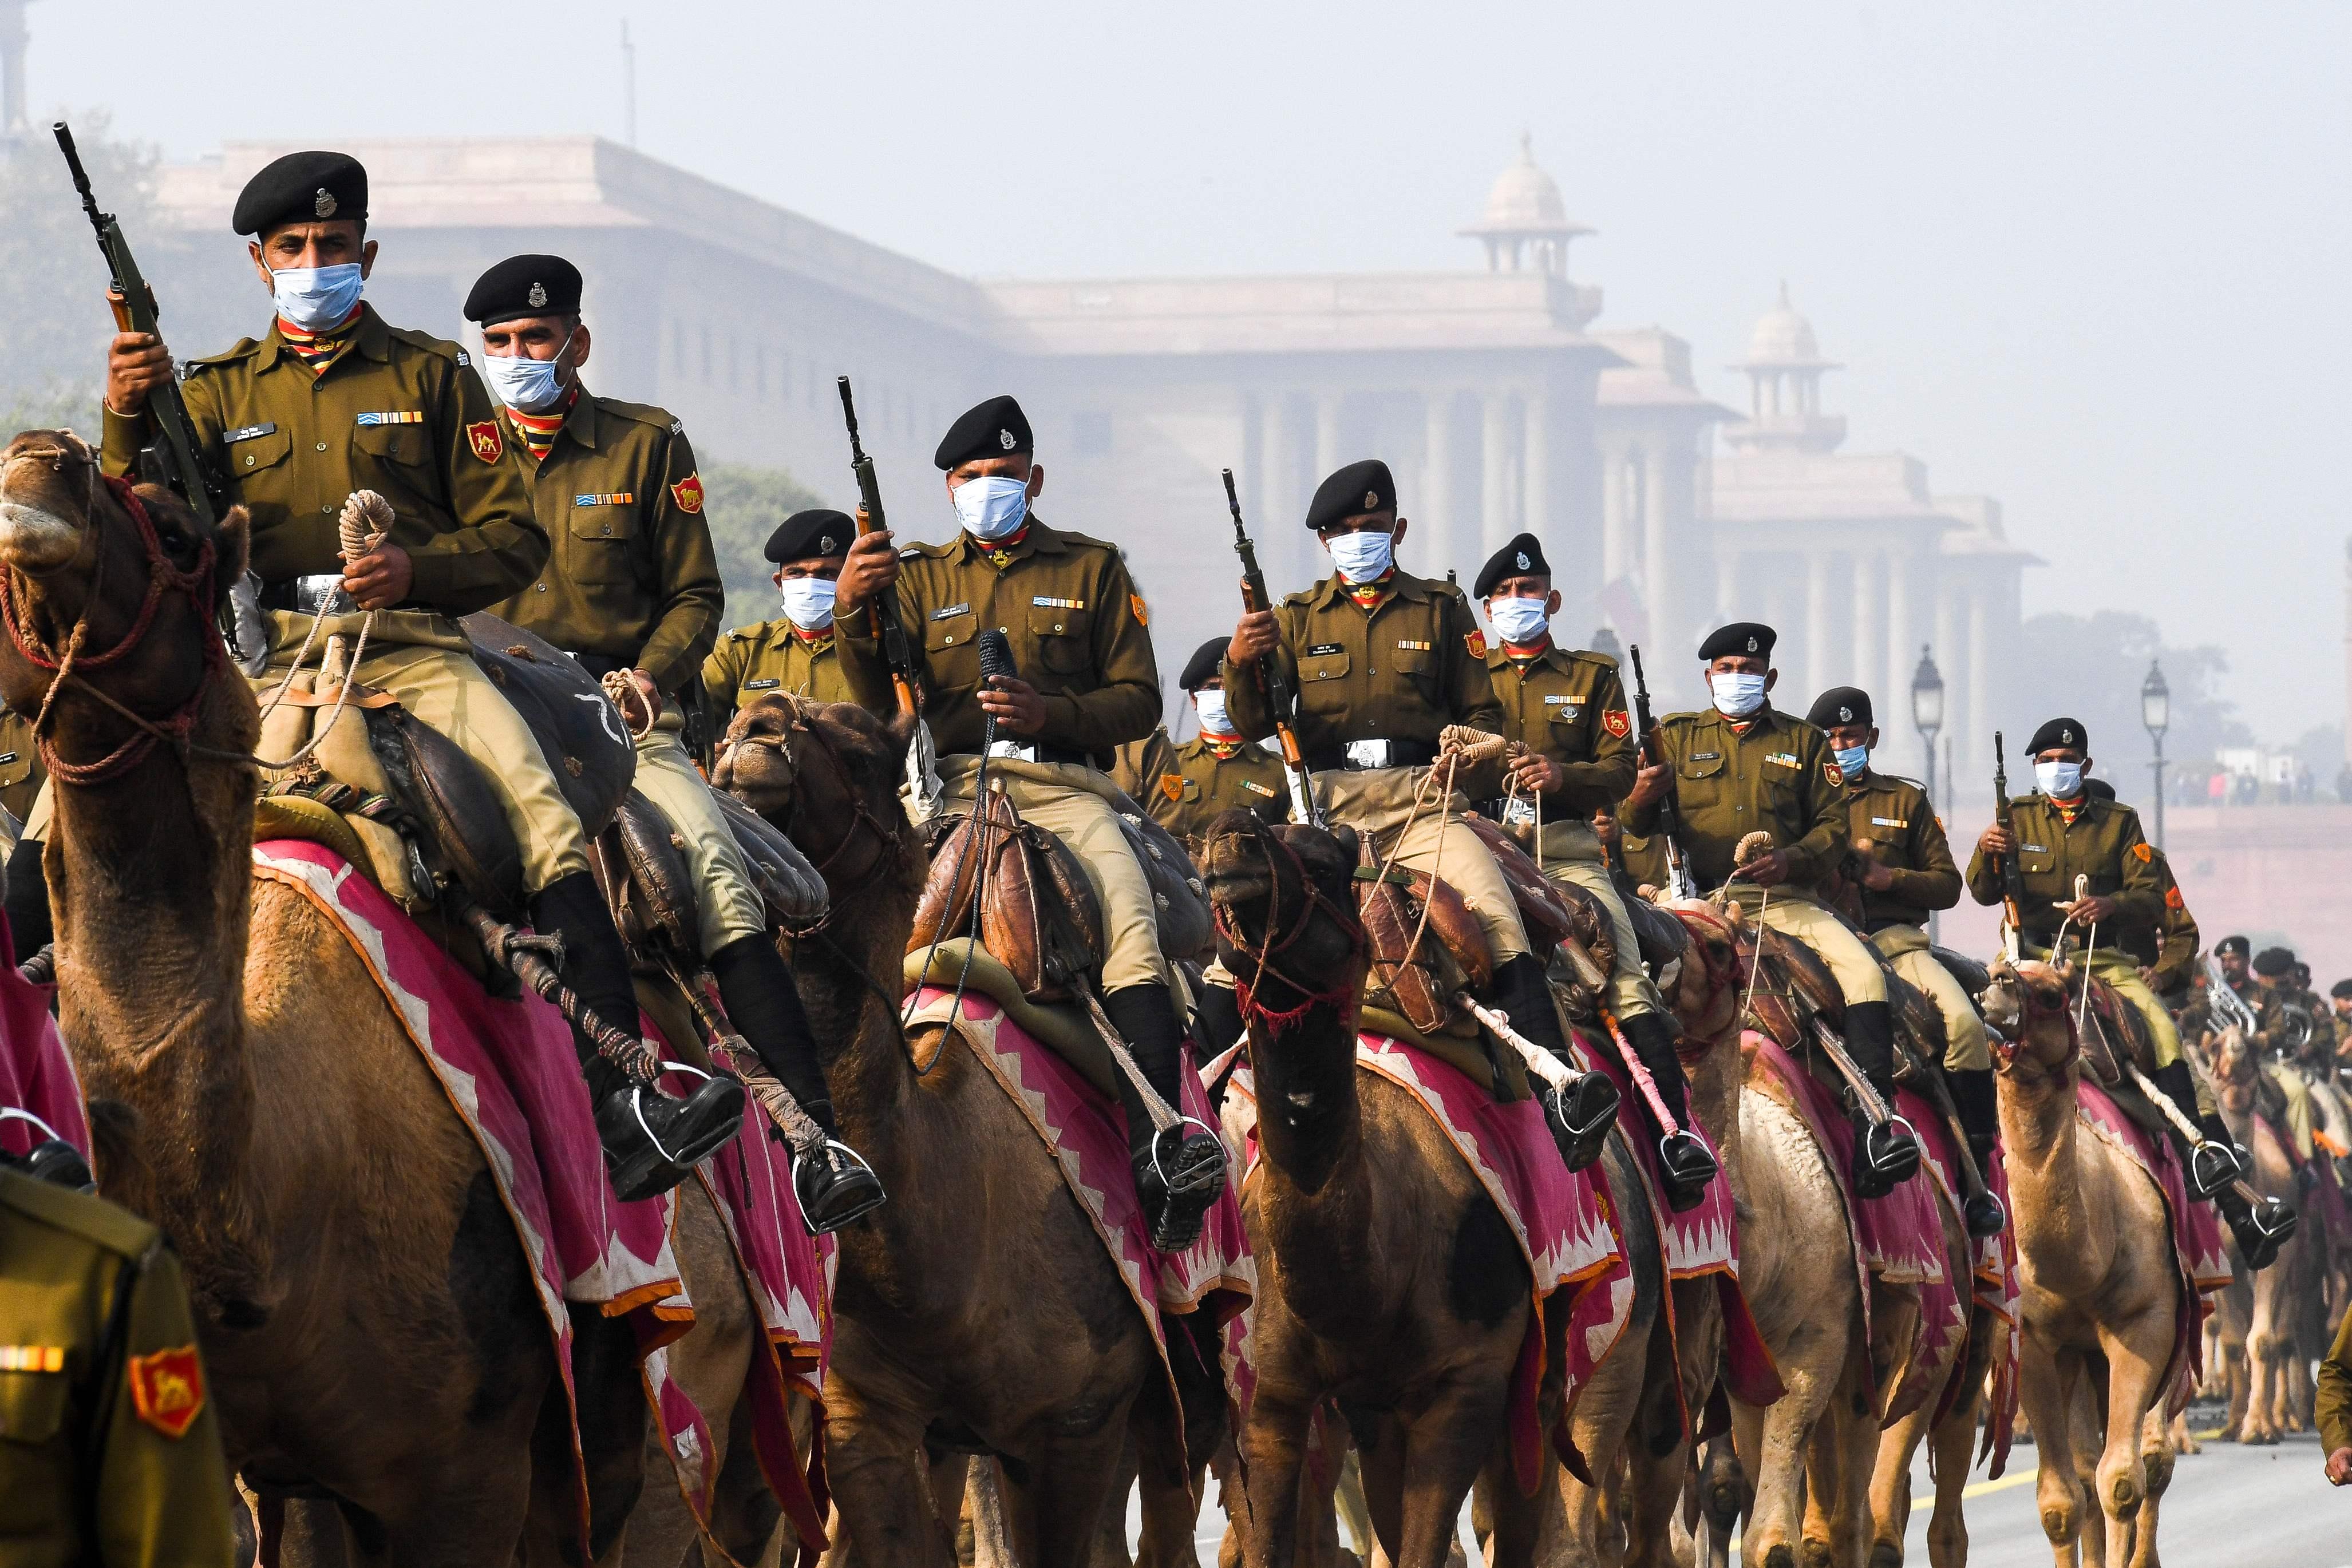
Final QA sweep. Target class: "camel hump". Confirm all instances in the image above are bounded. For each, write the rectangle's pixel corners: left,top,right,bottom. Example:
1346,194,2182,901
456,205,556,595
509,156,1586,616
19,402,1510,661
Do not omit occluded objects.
0,1167,159,1262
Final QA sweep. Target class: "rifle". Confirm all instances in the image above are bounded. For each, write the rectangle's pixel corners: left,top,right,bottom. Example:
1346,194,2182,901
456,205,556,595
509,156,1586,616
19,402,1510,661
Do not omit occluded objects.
54,121,226,530
1626,645,1698,898
835,376,918,718
1223,469,1320,826
1992,732,2026,960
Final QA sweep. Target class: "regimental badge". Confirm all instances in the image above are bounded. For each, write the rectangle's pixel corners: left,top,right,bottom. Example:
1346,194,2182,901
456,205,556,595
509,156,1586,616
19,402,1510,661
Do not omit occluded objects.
1515,550,1530,569
128,1344,207,1439
1363,489,1379,509
1131,594,1149,625
314,187,336,219
1837,704,1854,723
999,427,1017,450
2165,885,2184,910
1745,635,1759,652
1603,708,1631,738
527,280,548,308
670,472,705,514
1824,761,1845,786
2133,842,2153,862
1160,773,1184,803
465,421,503,464
817,534,837,553
1463,629,1487,658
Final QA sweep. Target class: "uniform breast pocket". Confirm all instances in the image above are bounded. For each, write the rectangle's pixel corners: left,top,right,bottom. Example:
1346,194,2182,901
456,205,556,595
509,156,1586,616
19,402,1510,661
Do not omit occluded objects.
2019,847,2060,894
0,746,34,793
350,421,433,513
226,426,293,480
1678,754,1726,784
925,611,979,688
1386,646,1437,696
1028,606,1093,676
567,504,639,585
0,1364,68,1531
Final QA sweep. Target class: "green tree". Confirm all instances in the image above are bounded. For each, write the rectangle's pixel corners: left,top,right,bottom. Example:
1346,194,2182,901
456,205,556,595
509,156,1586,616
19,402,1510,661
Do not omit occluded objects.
0,117,157,411
701,463,824,628
2015,609,2248,804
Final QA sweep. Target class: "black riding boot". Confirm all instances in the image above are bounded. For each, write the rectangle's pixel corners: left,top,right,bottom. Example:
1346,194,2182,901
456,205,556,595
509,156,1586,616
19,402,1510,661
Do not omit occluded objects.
533,872,742,1201
1949,1067,2008,1238
1620,1011,1717,1210
4,837,50,963
2149,1057,2244,1198
2211,1180,2296,1272
709,935,885,1234
1194,981,1246,1059
1844,1000,1920,1197
1489,954,1617,1173
1104,983,1227,1253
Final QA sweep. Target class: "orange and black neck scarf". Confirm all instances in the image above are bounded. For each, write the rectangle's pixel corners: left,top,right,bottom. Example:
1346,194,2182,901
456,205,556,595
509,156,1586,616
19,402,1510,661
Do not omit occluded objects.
505,387,580,464
276,305,364,372
1505,635,1553,664
1344,570,1397,612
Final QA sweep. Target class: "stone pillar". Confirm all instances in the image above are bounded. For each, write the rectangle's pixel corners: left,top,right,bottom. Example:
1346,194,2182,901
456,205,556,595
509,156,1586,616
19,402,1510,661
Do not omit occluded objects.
1482,394,1516,555
1805,551,1836,701
1599,437,1628,586
1522,383,1552,544
1644,442,1682,662
1967,584,1993,787
1932,585,1960,789
1853,551,1887,705
1884,553,1915,742
1314,394,1342,489
1424,389,1455,571
1264,394,1306,585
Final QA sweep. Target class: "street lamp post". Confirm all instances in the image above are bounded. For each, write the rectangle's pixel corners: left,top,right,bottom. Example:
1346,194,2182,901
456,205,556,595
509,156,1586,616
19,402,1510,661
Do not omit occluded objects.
2142,659,2171,849
1910,645,1945,940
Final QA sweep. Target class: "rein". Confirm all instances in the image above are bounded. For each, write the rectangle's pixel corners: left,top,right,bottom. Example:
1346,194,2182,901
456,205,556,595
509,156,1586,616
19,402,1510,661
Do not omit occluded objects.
734,708,905,935
1207,819,1363,1033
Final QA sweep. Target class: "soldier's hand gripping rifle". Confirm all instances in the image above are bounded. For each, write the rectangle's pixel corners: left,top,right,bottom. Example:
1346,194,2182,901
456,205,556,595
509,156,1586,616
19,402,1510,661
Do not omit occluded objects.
1627,645,1698,898
836,377,919,719
1993,732,2027,961
1224,469,1321,827
55,122,226,530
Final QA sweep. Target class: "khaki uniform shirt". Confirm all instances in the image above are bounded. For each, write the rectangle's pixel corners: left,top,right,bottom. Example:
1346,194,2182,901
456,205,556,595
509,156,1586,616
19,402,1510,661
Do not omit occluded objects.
1112,726,1289,846
702,620,854,722
1483,642,1637,817
487,390,721,698
2116,848,2200,994
1835,771,1961,933
0,1168,237,1566
100,305,545,613
0,707,44,827
1220,571,1502,757
1623,704,1846,893
2319,1295,2352,1459
835,518,1159,763
1963,793,2165,951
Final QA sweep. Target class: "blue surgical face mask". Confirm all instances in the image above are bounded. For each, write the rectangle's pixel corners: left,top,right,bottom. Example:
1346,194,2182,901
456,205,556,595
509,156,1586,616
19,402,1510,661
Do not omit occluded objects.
2036,760,2083,799
779,576,837,631
1487,595,1549,646
1325,529,1394,584
479,330,575,413
271,263,365,332
952,474,1030,541
1833,743,1869,778
1194,688,1234,735
1709,671,1768,718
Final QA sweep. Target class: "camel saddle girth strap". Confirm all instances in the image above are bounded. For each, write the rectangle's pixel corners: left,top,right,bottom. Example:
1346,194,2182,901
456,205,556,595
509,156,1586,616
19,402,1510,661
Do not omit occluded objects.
910,788,1104,1004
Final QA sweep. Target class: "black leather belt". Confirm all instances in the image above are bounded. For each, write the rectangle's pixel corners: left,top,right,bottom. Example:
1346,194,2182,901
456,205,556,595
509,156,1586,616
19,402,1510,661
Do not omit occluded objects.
978,740,1095,767
1305,739,1438,772
2022,929,2118,952
258,575,352,615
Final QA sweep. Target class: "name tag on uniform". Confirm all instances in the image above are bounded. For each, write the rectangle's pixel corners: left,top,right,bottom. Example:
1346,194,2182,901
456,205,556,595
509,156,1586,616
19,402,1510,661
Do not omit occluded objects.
2023,844,2048,854
932,603,970,620
1395,639,1432,651
1033,595,1084,609
1871,815,1909,829
1765,753,1799,768
572,493,635,507
1691,750,1721,761
223,422,277,444
1307,642,1343,656
0,753,15,765
744,678,781,690
355,411,424,426
1242,780,1278,798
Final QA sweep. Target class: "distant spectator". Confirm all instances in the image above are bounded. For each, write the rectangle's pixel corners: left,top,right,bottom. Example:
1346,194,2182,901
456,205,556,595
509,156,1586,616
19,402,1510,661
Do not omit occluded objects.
2211,770,2230,806
2298,763,2316,802
2337,761,2352,802
2236,773,2260,806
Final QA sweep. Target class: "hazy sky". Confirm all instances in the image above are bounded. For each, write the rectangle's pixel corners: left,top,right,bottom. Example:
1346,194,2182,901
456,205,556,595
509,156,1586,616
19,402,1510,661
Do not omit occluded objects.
25,1,2351,742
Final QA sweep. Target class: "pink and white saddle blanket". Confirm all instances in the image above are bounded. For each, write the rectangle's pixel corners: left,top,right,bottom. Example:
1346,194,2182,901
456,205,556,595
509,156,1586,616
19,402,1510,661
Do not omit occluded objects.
252,840,832,1558
1748,1035,1963,1429
2074,1075,2232,1413
0,910,87,1159
1900,1087,2023,1474
902,985,1256,1452
1223,1031,1631,1492
1574,1027,1781,1427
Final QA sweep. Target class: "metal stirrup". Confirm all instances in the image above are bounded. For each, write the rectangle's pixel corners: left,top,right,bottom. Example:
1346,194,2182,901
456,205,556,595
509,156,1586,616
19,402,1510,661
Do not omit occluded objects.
1150,1116,1227,1194
630,1060,717,1166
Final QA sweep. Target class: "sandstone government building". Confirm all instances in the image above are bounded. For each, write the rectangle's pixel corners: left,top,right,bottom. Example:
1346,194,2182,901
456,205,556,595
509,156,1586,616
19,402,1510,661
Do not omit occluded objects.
150,134,2034,778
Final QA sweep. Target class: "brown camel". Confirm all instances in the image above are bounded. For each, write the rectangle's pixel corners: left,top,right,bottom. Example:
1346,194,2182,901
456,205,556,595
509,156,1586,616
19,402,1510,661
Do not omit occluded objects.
2207,1025,2307,1446
1982,959,2180,1568
1197,813,1553,1568
716,696,1211,1568
0,434,629,1562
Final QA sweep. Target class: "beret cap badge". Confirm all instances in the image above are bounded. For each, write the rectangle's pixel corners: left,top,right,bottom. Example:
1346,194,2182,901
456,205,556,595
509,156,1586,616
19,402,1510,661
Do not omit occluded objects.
527,281,548,308
999,428,1017,450
1746,636,1758,652
818,535,836,553
313,187,336,218
1839,705,1853,722
1364,490,1379,509
1515,551,1530,569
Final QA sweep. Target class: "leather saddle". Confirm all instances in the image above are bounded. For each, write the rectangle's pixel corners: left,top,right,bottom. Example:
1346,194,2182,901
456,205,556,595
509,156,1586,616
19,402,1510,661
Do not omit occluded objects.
1110,798,1215,963
587,784,831,964
1353,831,1489,1036
910,787,1104,1003
2068,968,2157,1089
1459,814,1579,957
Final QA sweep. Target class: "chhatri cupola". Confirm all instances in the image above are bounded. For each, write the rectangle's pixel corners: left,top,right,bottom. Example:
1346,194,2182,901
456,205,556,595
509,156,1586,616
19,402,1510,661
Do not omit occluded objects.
1460,132,1594,278
1723,282,1847,454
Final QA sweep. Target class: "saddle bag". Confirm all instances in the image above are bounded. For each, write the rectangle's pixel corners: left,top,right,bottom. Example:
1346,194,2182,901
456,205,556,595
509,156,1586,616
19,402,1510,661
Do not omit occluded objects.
460,612,635,838
1113,802,1215,963
595,788,700,955
910,788,1103,1003
365,704,527,917
1621,892,1691,972
1882,964,1947,1083
710,788,829,929
1353,833,1474,1035
1458,813,1576,958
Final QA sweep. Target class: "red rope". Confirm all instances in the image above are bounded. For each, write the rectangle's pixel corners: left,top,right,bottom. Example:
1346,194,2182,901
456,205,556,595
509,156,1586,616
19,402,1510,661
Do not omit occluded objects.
1208,822,1366,1036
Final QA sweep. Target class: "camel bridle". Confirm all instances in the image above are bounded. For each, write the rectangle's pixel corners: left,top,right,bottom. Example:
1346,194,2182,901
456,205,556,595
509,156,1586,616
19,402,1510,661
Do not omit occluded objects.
732,702,910,937
1205,817,1363,1034
0,459,234,786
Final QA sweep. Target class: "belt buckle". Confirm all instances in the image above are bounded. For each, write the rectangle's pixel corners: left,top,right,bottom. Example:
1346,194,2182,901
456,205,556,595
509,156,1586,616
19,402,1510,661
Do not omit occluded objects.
987,739,1037,763
1501,795,1537,827
291,573,353,616
1345,739,1393,770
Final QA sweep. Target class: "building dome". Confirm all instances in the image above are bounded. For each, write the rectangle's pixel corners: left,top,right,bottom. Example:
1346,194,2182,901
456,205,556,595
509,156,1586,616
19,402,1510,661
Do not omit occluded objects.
1746,281,1822,365
1481,132,1568,230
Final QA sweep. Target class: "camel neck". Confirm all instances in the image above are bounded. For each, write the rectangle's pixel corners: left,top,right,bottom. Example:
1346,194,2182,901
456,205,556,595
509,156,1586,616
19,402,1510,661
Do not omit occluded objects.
1996,1066,2101,1293
1247,1003,1374,1277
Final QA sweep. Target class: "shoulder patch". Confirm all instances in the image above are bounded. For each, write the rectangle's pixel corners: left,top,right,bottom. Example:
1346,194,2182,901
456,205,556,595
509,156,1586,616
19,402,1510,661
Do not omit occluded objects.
1463,628,1487,659
2133,842,2153,862
128,1344,207,1439
1130,593,1148,625
1603,708,1631,738
1824,759,1845,787
1160,773,1184,803
2165,885,2184,910
465,421,503,465
669,472,705,513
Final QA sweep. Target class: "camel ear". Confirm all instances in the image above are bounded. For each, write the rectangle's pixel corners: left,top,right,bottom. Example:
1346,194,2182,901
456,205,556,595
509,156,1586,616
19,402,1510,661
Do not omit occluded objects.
1326,822,1360,865
883,707,921,771
218,504,251,585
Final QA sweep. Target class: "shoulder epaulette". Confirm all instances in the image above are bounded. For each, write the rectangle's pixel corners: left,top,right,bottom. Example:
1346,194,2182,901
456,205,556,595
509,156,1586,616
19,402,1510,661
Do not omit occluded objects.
1281,589,1314,608
0,1167,159,1261
1564,648,1620,672
186,338,267,373
383,325,465,365
596,398,682,434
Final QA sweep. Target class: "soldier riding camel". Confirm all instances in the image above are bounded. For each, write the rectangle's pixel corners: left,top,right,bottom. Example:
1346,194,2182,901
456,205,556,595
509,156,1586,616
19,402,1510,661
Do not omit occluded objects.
1113,636,1292,853
701,506,859,723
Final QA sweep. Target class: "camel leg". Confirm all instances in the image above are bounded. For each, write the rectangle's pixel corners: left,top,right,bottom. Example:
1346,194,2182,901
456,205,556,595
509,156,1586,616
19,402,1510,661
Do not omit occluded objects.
2019,1339,2085,1568
2089,1339,2167,1568
1920,1320,1991,1568
1473,1436,1540,1568
1353,1415,1408,1567
1734,1335,1840,1568
1238,1397,1317,1568
1695,1439,1748,1568
1799,1366,1874,1568
1867,1401,1930,1568
2126,1407,2171,1568
1389,1383,1507,1568
823,1399,954,1568
999,1425,1140,1568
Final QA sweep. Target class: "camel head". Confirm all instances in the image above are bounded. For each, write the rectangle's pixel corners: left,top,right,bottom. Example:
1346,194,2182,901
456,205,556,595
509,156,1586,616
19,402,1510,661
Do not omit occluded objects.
2209,1023,2261,1115
1658,897,1749,1043
1199,810,1367,1033
0,429,252,774
715,694,923,903
1983,957,2076,1083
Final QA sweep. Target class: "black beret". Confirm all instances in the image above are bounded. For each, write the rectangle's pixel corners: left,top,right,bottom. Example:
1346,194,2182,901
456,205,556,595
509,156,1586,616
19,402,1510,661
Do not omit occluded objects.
2330,978,2352,1000
1698,622,1776,662
934,395,1032,470
2216,935,2250,957
765,509,856,564
2080,777,2117,801
1805,686,1872,730
2253,946,2295,978
233,151,368,236
1473,533,1550,598
1179,637,1231,692
2027,717,2088,755
464,254,583,327
1306,460,1396,533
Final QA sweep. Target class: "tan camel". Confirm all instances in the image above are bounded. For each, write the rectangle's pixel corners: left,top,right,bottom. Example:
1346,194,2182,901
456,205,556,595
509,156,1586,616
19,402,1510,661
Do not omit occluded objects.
1982,959,2181,1568
716,696,1213,1568
2207,1026,2307,1446
0,435,634,1562
1197,813,1553,1568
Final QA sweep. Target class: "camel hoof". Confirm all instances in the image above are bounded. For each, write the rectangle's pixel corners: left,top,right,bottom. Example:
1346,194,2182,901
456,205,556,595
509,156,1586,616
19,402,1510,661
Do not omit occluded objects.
1761,1546,1796,1568
2243,1427,2279,1447
1869,1545,1903,1568
2175,1432,2202,1455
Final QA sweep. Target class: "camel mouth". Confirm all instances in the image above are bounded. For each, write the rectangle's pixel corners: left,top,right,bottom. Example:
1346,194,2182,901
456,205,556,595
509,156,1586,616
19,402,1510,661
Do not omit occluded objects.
0,497,84,572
